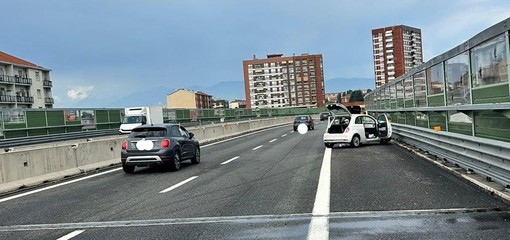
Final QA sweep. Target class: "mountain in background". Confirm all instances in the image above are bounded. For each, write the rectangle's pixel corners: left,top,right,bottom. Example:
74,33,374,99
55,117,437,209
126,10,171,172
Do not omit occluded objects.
187,81,245,100
65,78,373,108
102,81,245,108
324,77,374,93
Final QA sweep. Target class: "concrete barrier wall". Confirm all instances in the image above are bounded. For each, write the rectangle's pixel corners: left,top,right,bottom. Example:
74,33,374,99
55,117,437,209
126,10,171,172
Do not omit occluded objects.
0,117,292,192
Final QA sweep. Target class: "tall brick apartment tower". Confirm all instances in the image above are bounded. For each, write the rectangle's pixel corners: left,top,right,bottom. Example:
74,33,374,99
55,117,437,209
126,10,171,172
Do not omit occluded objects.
372,25,423,88
243,53,325,109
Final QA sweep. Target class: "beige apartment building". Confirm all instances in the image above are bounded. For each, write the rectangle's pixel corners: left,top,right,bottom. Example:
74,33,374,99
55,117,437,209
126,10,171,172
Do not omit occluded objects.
243,53,325,109
0,51,54,108
166,88,213,109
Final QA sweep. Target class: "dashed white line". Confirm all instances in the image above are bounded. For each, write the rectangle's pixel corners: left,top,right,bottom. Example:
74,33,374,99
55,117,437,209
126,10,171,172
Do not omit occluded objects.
290,130,294,133
0,168,122,203
307,148,331,240
281,134,287,137
221,156,240,165
269,139,277,143
57,230,85,240
252,145,263,150
159,176,198,193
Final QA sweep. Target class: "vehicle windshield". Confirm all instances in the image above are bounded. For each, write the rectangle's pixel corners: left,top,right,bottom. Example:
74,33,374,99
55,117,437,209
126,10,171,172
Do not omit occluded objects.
122,116,142,124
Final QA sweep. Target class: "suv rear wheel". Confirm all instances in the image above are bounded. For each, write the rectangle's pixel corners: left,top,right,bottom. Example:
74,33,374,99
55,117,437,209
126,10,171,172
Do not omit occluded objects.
169,152,181,171
191,146,200,164
123,164,135,174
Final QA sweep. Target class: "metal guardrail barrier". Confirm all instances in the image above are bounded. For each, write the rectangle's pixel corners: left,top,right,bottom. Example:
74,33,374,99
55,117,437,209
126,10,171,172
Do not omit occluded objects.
391,123,510,188
0,129,119,149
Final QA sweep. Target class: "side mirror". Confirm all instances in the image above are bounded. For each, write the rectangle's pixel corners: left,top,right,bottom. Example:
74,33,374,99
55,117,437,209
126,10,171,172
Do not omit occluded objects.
189,132,194,139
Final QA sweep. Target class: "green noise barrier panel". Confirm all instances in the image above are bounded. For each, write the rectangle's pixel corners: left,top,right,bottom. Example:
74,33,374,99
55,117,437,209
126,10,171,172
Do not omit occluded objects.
474,110,510,142
26,111,46,128
47,111,65,126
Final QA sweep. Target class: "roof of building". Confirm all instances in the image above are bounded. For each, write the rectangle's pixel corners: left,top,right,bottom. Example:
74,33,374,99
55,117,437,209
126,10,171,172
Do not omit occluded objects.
0,51,48,70
168,88,212,97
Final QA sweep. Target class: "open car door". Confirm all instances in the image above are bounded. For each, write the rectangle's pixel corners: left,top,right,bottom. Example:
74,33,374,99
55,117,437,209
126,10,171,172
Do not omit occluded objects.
376,114,392,138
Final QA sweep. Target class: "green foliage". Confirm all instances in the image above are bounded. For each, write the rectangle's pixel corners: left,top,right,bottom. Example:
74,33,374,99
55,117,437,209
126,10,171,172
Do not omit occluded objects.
349,90,364,102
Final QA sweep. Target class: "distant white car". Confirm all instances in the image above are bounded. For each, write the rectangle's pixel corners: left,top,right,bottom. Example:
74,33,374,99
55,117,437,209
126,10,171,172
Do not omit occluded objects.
323,104,392,148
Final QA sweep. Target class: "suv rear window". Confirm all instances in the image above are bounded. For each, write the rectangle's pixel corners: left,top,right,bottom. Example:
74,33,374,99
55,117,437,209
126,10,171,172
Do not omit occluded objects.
295,116,309,121
129,128,166,138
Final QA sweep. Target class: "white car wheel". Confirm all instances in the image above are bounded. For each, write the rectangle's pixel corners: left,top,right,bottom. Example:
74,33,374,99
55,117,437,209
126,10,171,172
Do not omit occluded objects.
350,135,361,147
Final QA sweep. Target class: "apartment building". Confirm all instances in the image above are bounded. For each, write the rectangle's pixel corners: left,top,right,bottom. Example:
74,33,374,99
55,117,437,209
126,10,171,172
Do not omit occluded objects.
166,88,213,109
229,99,246,109
212,99,229,109
243,53,325,109
0,51,53,108
372,25,423,88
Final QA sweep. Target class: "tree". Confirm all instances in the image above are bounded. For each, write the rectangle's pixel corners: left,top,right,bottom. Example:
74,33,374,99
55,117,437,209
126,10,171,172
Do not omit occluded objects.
336,93,342,103
349,90,364,102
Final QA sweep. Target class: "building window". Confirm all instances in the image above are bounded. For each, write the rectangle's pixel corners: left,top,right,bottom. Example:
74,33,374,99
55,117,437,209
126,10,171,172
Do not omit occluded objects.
37,89,42,99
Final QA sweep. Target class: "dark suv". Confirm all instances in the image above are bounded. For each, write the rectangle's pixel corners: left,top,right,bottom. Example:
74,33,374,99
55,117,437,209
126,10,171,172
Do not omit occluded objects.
319,112,331,121
121,124,200,173
293,115,314,131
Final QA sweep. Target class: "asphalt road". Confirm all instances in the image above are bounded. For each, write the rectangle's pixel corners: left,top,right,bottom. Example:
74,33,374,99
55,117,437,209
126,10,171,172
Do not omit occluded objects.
0,121,508,239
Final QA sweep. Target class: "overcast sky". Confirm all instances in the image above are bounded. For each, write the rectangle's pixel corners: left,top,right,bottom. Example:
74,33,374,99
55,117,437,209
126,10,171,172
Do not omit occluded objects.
1,0,509,107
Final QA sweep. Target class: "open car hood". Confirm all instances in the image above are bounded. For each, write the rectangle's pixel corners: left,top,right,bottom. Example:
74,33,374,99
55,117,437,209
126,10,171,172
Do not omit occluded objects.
326,104,361,116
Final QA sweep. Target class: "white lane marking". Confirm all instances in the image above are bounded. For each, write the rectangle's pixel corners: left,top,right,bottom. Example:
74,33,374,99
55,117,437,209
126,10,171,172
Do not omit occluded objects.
281,134,287,137
290,131,294,133
221,156,240,165
269,139,277,143
56,230,85,240
307,148,331,240
252,145,263,150
159,176,198,193
0,168,122,204
201,124,290,148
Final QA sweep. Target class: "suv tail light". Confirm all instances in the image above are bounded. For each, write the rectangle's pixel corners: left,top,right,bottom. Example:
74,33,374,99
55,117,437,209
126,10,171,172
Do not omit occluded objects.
161,138,171,148
121,140,128,150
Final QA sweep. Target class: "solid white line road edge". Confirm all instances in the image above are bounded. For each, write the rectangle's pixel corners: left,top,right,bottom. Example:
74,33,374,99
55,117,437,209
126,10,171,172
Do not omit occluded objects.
159,176,198,194
307,147,331,240
0,168,122,203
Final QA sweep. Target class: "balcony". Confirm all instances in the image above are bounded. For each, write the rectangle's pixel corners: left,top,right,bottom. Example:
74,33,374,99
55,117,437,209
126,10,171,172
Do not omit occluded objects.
45,97,55,104
0,75,15,83
14,76,32,85
0,95,16,103
43,80,53,88
16,96,34,104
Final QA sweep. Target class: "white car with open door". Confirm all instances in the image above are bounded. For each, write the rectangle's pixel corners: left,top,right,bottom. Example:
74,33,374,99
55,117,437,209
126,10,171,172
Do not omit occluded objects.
323,104,392,148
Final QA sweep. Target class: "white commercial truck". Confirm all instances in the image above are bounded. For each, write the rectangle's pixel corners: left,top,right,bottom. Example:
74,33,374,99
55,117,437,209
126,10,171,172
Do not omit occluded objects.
119,106,164,134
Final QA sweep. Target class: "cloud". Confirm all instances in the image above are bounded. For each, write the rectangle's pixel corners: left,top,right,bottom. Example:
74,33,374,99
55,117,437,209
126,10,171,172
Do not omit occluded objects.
67,86,94,101
422,1,510,60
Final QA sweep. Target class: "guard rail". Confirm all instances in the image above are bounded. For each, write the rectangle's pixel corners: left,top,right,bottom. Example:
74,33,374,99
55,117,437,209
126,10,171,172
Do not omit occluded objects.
0,129,119,149
391,123,510,188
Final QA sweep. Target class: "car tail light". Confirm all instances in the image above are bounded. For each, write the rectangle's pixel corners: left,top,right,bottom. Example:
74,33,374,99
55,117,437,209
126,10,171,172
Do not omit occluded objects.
345,127,350,133
161,138,171,148
121,140,128,150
